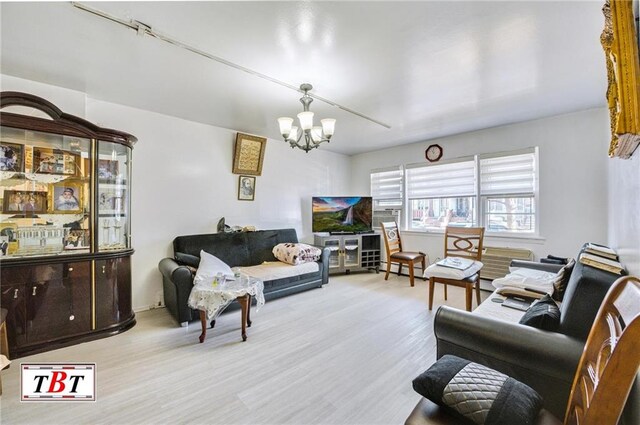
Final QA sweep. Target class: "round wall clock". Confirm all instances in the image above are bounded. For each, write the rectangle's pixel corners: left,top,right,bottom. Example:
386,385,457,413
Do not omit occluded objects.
425,144,443,162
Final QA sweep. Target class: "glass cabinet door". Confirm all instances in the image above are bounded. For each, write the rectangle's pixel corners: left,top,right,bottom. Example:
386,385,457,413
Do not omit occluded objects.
0,126,91,258
97,141,131,251
343,237,361,267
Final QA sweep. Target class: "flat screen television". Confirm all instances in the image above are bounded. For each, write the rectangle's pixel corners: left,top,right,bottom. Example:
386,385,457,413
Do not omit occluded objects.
312,196,373,233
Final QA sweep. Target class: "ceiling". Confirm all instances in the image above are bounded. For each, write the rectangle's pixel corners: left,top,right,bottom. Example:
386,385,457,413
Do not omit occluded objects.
0,1,608,156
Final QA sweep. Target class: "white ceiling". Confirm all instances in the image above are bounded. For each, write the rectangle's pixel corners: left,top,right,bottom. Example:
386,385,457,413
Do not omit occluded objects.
1,1,607,156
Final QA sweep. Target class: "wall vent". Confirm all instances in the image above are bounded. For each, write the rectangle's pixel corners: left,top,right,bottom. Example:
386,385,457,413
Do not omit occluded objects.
481,246,534,280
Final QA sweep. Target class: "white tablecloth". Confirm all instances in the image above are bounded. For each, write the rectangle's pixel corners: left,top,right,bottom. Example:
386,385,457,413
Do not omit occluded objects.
188,276,265,321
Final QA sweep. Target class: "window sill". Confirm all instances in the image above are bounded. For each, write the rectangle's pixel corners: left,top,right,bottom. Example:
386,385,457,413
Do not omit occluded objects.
401,229,546,244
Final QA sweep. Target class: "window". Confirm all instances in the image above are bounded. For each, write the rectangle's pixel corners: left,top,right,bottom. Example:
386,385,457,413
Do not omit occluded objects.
370,166,403,209
370,148,538,236
406,159,476,231
479,150,537,234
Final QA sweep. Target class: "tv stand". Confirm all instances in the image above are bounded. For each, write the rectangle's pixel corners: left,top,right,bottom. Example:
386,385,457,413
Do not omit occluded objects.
314,233,380,275
329,231,356,235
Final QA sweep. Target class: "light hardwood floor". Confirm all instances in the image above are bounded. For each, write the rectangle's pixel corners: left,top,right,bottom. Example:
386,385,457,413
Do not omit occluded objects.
1,272,485,424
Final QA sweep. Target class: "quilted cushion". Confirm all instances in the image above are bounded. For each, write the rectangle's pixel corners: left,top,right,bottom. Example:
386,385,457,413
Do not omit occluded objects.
412,355,543,425
272,243,322,265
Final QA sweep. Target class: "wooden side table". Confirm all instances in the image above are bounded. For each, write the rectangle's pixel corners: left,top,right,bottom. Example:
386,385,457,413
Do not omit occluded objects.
199,294,252,343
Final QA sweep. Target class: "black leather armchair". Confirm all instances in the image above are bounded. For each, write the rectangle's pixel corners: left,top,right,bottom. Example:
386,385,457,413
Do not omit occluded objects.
432,246,638,424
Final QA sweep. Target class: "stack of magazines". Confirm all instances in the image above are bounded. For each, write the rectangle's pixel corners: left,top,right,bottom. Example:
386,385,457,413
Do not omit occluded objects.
579,243,624,275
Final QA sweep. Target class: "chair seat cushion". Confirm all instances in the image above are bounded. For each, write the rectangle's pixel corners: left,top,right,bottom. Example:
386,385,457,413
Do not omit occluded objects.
412,355,543,425
391,252,425,261
424,260,483,280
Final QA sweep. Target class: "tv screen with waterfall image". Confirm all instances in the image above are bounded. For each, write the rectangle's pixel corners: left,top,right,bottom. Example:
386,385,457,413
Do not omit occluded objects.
312,197,373,233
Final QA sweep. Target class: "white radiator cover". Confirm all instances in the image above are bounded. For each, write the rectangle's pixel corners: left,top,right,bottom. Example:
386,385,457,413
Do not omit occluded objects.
481,246,534,280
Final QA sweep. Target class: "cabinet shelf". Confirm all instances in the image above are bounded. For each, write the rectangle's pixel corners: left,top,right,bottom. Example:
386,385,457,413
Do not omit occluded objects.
314,233,381,275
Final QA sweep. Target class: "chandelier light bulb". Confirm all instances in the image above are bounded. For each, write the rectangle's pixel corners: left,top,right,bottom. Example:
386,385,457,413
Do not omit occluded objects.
278,83,336,152
278,117,293,137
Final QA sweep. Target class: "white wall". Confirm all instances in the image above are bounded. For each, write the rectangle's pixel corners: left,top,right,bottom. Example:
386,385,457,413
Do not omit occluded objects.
608,153,640,276
2,75,351,311
351,109,611,263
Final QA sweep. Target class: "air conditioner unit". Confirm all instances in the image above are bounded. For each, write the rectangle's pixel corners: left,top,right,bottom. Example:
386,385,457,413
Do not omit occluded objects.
372,209,401,229
481,246,534,280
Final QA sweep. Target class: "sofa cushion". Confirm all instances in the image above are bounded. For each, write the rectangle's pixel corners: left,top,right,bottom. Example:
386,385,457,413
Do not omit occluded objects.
175,252,200,268
519,295,561,331
193,250,235,286
273,243,322,265
239,261,319,282
552,259,575,302
413,355,543,425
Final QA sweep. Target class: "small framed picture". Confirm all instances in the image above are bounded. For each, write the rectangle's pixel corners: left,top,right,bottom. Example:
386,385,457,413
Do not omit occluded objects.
238,175,256,201
2,190,48,215
33,147,81,175
98,159,119,180
64,229,90,250
0,141,24,172
232,133,266,176
99,184,127,215
51,183,83,213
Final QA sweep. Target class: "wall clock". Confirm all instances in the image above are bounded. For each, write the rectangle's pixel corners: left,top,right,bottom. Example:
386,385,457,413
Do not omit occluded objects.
425,144,443,162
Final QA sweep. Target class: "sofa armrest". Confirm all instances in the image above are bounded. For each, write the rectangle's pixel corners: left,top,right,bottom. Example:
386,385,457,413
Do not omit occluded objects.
320,247,330,285
158,258,196,325
510,259,564,273
434,306,583,417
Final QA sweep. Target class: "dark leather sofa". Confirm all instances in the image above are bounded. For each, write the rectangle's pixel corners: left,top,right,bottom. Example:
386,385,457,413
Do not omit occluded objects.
158,229,329,326
408,244,638,424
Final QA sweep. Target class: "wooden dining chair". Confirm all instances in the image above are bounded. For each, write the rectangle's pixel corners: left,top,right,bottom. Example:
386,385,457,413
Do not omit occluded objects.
380,221,427,287
405,275,640,425
428,226,484,312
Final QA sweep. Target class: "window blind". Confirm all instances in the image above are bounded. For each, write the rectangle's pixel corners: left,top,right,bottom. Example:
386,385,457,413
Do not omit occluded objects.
480,152,536,195
406,160,476,199
370,167,403,206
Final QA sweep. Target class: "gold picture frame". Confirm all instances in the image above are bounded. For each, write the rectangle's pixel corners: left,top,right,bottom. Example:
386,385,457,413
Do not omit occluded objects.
51,182,84,214
232,133,266,176
601,0,640,158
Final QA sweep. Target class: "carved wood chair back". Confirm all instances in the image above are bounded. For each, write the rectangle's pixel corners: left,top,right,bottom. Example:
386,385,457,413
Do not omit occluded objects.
564,275,640,425
381,221,403,256
443,226,485,261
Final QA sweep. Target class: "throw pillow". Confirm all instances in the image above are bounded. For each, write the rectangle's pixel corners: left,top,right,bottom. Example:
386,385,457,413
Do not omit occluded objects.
552,259,575,302
412,355,543,425
175,252,200,268
193,250,234,286
519,294,561,331
272,243,322,265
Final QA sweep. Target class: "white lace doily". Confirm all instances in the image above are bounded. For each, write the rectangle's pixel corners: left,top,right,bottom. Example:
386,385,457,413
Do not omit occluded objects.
188,277,265,320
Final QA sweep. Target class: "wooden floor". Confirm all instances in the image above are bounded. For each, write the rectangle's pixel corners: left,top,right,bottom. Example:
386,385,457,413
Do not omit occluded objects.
1,272,484,424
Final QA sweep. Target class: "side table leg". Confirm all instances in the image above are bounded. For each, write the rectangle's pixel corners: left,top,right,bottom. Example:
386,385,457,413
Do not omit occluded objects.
239,296,248,341
199,310,207,343
247,295,252,327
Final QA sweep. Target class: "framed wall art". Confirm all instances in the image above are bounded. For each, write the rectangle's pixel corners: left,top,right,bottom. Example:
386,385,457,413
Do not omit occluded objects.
232,133,266,176
51,182,84,213
2,190,48,215
0,141,24,172
238,175,256,201
98,184,127,215
32,147,81,175
98,159,119,181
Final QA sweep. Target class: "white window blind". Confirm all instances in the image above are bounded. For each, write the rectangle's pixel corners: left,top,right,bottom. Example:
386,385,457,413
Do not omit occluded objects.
480,152,536,195
370,167,403,207
406,160,476,199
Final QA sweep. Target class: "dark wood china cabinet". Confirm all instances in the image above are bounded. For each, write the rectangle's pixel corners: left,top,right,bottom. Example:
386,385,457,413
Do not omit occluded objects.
0,92,136,358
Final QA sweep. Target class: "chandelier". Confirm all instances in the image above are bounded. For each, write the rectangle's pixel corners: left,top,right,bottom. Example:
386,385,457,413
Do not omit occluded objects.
277,83,336,153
